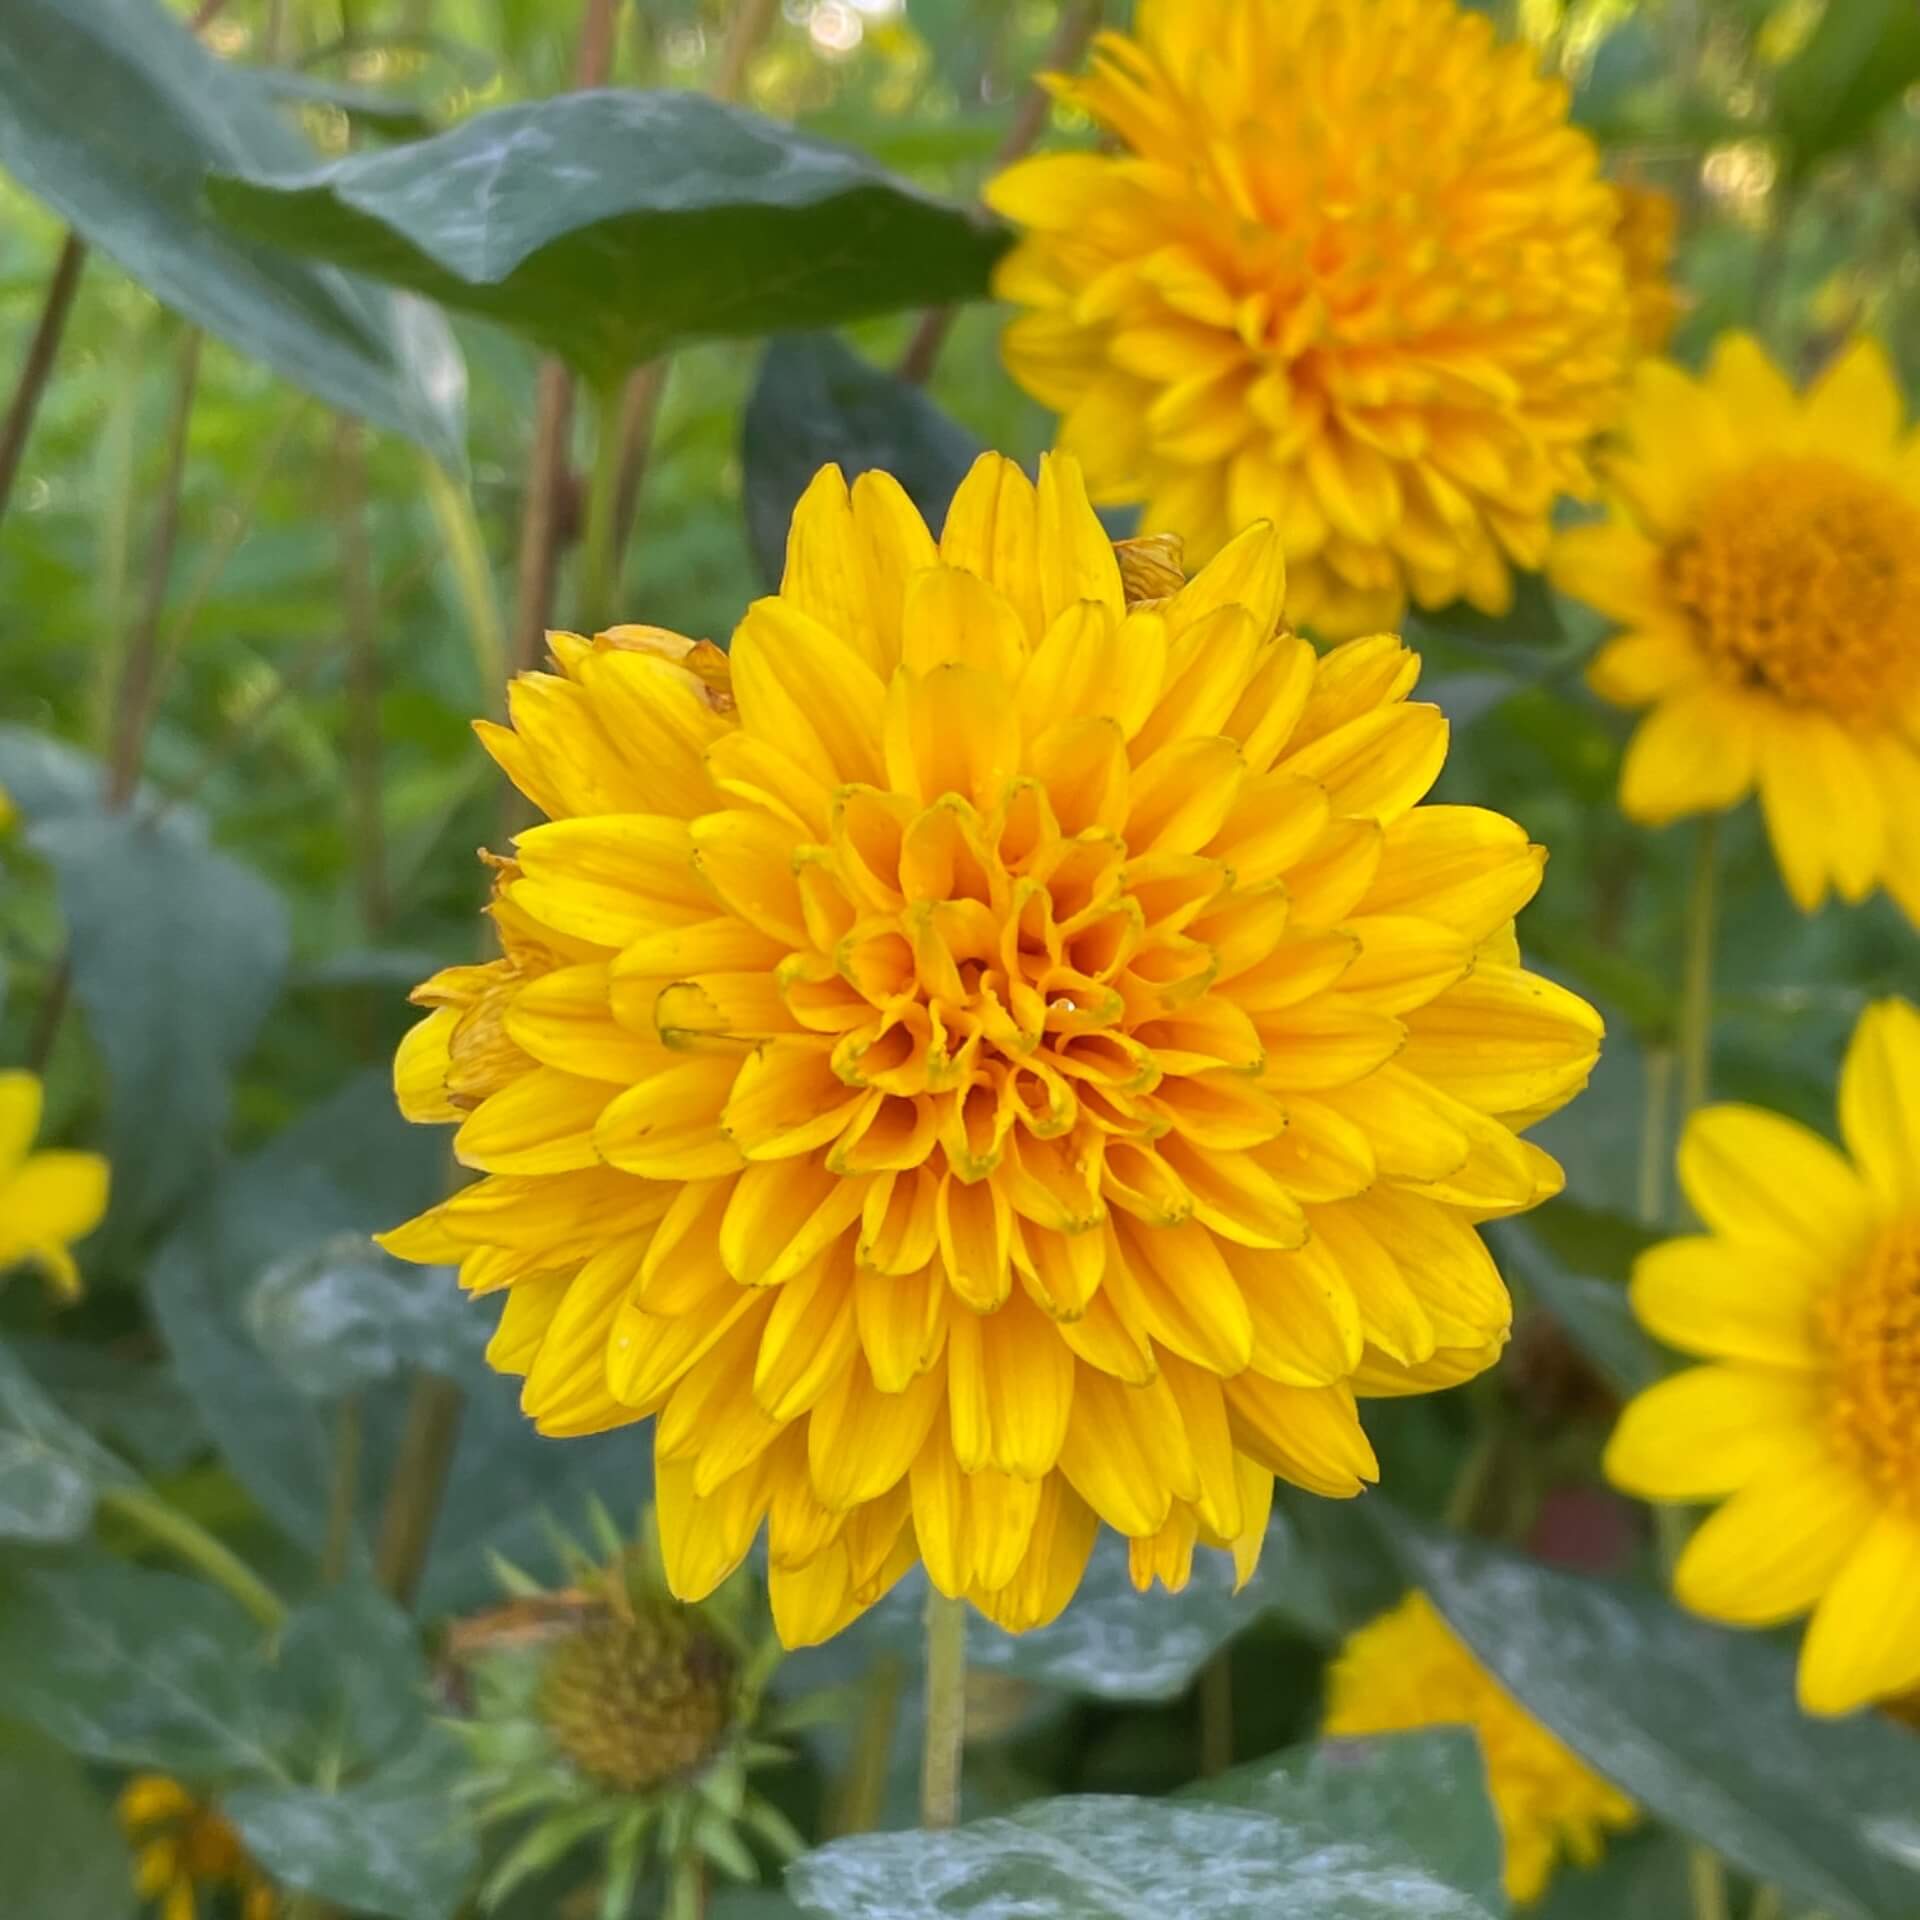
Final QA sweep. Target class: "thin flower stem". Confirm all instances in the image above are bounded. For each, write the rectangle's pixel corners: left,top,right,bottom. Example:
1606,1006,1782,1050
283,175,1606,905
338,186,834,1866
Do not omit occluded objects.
373,1372,464,1606
509,360,575,678
920,1588,969,1829
607,359,668,591
1678,815,1720,1126
1198,1648,1234,1777
107,327,203,810
0,232,87,525
663,1849,706,1920
577,379,627,636
1687,1845,1733,1920
419,455,507,708
1747,1886,1784,1920
898,0,1104,385
98,1483,287,1632
830,1651,905,1835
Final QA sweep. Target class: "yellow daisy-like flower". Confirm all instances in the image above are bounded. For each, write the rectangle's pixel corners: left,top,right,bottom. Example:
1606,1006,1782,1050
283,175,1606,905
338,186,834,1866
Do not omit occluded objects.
985,0,1632,638
1553,333,1920,924
1607,999,1920,1717
0,1069,110,1301
382,451,1600,1646
1613,181,1682,357
1326,1590,1637,1903
119,1774,277,1920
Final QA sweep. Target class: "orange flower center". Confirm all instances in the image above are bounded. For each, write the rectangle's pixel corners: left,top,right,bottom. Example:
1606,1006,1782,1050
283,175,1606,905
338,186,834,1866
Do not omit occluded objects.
1666,455,1920,718
1828,1219,1920,1498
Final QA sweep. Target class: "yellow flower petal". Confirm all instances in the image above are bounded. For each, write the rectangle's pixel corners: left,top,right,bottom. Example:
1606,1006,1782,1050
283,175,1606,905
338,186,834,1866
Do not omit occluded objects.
1677,1103,1873,1264
1798,1510,1920,1715
1604,1364,1824,1500
1628,1234,1823,1368
1837,998,1920,1213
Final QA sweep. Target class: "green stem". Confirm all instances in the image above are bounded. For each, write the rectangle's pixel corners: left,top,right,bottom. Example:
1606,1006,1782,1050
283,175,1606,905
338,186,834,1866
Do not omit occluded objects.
1198,1648,1234,1777
663,1848,706,1920
1443,1418,1502,1535
98,1483,287,1631
373,1373,464,1607
419,456,506,709
0,231,87,525
1747,1885,1784,1920
1686,1844,1733,1920
920,1589,968,1829
577,378,626,635
830,1651,905,1836
1678,815,1720,1126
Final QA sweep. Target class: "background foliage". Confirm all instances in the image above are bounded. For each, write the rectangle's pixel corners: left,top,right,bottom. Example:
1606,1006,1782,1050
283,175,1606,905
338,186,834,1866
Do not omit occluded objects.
2,0,1919,1916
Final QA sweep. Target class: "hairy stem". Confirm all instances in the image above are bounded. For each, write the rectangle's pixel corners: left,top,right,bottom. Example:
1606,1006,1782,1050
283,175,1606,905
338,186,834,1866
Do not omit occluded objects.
921,1589,969,1829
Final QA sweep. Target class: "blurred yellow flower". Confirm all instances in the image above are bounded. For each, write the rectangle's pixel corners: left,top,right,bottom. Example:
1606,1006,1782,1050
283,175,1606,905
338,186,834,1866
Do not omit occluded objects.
986,0,1633,638
119,1774,277,1920
1326,1590,1636,1902
1553,333,1920,924
1613,181,1683,356
383,451,1599,1646
1608,999,1920,1717
0,782,15,833
0,1069,109,1301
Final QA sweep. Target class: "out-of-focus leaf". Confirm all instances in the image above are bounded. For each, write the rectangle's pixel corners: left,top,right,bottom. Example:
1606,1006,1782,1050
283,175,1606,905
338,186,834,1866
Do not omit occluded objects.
0,1560,280,1776
1494,1213,1670,1399
0,1721,137,1920
147,1070,654,1613
207,92,1008,387
227,1727,476,1920
27,811,289,1247
257,70,436,140
1187,1730,1504,1915
268,1580,429,1774
0,0,466,464
246,1232,479,1399
0,1338,133,1543
786,1776,1501,1919
1406,570,1568,651
4,1338,206,1475
1570,18,1662,135
1386,1515,1920,1920
742,332,982,586
1535,1829,1693,1920
1774,0,1920,180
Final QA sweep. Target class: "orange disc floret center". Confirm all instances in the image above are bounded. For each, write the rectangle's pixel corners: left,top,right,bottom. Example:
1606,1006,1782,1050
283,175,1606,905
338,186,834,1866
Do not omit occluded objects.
1665,455,1920,718
1827,1219,1920,1500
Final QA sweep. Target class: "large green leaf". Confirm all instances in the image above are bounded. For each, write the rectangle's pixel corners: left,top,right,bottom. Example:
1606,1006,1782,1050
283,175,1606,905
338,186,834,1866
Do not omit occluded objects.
147,1070,654,1614
1493,1215,1669,1400
1773,0,1920,180
0,0,465,464
26,809,289,1249
0,1722,137,1920
227,1728,476,1920
1187,1731,1505,1914
207,92,1009,388
742,332,982,587
787,1770,1501,1919
0,1338,133,1544
0,1560,284,1777
1387,1517,1920,1920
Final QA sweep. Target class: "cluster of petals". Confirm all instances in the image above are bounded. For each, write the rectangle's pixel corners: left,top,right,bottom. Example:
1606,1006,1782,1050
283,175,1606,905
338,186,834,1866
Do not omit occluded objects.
988,0,1633,638
384,450,1600,1645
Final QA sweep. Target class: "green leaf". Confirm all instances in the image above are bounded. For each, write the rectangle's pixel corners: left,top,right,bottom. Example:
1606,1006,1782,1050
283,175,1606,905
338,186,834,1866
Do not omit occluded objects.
26,809,289,1248
257,70,437,141
1534,1829,1693,1920
786,1779,1501,1919
246,1231,481,1399
1386,1515,1920,1920
268,1580,431,1774
0,1721,137,1920
1774,0,1920,180
742,332,982,587
0,0,465,464
226,1727,477,1920
0,1559,283,1777
1186,1730,1504,1914
0,1338,134,1543
207,92,1009,388
1493,1214,1670,1399
147,1070,657,1613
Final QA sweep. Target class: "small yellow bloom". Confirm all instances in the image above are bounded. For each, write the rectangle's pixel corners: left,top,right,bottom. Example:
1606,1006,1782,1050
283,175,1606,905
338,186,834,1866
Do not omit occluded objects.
986,0,1633,638
0,1069,110,1301
1553,333,1920,924
383,451,1599,1646
119,1774,277,1920
1613,181,1683,357
1326,1590,1637,1903
1607,999,1920,1717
